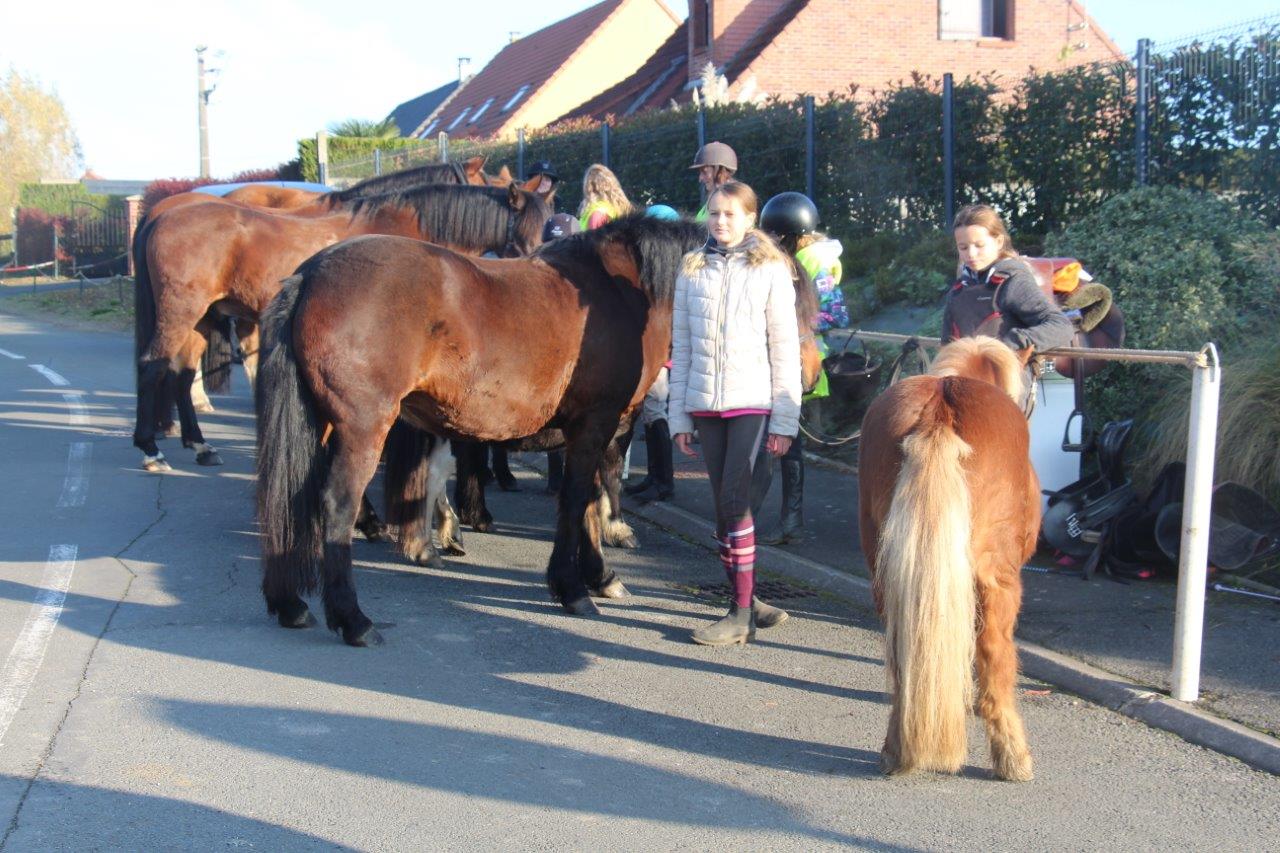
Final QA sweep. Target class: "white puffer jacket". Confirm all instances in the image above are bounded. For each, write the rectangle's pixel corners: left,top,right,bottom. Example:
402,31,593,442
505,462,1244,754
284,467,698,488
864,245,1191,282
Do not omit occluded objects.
668,232,802,438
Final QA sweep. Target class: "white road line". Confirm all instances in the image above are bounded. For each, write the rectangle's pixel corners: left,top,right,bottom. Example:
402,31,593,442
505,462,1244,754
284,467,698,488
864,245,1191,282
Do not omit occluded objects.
62,392,89,427
0,544,78,747
0,347,24,360
29,364,69,386
56,442,92,508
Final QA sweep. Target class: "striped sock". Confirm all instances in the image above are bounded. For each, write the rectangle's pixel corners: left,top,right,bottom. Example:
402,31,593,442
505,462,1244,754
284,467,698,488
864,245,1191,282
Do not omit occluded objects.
726,519,755,609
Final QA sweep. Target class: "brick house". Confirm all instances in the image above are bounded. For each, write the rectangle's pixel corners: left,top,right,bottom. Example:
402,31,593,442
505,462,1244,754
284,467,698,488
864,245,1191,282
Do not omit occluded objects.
407,0,682,142
564,0,1126,121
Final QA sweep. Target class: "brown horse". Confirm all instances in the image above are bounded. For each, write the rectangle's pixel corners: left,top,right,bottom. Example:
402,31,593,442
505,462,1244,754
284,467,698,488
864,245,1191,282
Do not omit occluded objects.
133,181,551,472
858,336,1038,782
253,215,823,646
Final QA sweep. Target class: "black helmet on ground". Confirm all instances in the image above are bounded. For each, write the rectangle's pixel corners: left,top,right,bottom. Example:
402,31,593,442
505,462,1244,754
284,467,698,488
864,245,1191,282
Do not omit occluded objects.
543,213,579,241
760,191,819,237
689,141,738,172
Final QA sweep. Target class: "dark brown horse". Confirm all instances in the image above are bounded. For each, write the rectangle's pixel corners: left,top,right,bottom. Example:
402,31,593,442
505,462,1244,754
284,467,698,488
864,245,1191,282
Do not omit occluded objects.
254,215,823,646
133,182,551,472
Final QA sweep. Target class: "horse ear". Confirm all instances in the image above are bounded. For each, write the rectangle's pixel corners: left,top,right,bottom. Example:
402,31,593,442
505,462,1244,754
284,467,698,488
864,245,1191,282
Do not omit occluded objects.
519,175,541,193
507,182,527,211
463,155,487,176
1015,345,1037,367
496,165,513,183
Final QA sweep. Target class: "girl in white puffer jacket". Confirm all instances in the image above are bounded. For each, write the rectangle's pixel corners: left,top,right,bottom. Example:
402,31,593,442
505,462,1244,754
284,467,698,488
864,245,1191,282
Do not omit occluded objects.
669,181,802,646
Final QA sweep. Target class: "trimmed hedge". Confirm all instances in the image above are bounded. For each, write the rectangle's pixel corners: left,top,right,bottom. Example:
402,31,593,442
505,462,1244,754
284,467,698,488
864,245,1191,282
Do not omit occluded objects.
18,183,123,217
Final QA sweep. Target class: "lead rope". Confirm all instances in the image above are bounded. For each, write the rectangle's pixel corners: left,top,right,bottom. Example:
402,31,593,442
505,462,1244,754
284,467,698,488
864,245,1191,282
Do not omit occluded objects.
798,337,931,448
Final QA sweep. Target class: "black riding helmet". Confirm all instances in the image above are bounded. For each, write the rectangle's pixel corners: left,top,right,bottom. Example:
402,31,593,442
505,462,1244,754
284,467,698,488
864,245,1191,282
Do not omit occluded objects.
525,160,559,182
760,192,819,237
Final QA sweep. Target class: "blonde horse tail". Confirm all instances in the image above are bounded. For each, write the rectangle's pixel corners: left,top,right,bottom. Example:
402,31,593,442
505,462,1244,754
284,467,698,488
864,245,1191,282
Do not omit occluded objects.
878,391,976,774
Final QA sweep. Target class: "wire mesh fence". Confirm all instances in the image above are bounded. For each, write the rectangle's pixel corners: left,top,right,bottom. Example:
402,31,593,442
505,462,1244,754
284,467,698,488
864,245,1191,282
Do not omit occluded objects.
323,13,1279,234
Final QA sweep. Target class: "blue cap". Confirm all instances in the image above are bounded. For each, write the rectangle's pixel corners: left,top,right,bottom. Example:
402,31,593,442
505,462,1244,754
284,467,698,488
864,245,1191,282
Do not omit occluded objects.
645,204,680,221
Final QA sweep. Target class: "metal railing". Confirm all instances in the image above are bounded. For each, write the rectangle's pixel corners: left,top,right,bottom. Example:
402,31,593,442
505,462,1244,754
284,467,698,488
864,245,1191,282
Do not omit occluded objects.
853,330,1222,704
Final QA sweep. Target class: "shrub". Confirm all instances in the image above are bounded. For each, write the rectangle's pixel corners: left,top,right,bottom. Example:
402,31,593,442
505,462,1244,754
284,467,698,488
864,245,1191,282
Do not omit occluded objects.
1045,186,1278,424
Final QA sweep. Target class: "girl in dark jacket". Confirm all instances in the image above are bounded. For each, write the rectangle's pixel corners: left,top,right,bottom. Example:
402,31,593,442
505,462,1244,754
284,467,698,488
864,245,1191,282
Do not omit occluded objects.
942,204,1074,412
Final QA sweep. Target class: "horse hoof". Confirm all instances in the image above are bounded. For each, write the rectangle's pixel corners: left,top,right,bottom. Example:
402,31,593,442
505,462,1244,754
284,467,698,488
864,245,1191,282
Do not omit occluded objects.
591,578,630,599
442,541,466,557
357,521,389,542
196,449,223,466
142,455,171,473
562,595,601,617
497,478,521,492
472,519,493,533
193,401,215,414
611,534,640,550
343,623,384,647
277,607,314,629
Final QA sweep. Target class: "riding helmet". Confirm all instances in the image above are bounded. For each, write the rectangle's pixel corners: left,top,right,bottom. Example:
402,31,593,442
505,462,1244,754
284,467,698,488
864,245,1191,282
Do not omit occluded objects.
543,213,579,241
525,160,559,181
689,141,738,172
761,192,819,237
644,204,681,221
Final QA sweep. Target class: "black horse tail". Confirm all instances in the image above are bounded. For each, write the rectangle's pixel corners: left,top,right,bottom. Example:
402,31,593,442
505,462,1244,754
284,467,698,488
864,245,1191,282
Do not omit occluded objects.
256,275,327,609
384,420,438,546
201,319,234,394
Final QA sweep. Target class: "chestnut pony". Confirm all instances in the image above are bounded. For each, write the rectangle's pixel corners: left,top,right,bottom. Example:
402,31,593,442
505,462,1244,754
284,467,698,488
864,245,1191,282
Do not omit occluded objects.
858,336,1038,782
254,215,823,646
132,181,549,472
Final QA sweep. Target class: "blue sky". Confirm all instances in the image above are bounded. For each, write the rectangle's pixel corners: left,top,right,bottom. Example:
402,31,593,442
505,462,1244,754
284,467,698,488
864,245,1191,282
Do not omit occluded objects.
3,1,1277,179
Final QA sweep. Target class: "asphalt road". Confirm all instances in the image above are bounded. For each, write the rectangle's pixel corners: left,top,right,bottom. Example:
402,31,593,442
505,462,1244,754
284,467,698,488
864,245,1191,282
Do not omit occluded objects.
0,312,1276,851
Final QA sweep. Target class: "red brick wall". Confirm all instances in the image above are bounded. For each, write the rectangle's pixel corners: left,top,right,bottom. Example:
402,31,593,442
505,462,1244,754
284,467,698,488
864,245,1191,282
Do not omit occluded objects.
736,0,1127,99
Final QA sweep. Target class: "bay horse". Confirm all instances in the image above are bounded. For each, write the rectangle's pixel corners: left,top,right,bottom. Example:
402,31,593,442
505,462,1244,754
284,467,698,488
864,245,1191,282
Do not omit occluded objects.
858,336,1038,782
133,181,550,472
254,215,823,646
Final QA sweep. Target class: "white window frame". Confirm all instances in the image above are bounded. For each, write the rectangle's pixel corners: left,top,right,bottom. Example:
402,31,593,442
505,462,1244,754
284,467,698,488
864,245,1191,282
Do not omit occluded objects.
446,108,470,132
502,85,531,112
469,97,495,124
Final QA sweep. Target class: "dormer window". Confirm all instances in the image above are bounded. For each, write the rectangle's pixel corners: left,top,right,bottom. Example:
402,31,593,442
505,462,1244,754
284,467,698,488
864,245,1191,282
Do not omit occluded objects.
502,85,531,112
446,108,470,131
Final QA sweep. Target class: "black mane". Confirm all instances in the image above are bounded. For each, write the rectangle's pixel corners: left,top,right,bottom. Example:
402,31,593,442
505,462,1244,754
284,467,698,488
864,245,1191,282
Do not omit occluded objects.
349,184,545,253
326,163,467,204
535,214,706,304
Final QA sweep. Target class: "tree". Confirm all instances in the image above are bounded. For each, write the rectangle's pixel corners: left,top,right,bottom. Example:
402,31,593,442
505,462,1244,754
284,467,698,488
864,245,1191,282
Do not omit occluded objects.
326,117,399,139
0,67,83,223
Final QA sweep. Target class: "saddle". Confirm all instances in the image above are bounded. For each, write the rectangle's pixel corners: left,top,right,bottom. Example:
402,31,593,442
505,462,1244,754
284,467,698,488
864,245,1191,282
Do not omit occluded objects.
1024,257,1126,379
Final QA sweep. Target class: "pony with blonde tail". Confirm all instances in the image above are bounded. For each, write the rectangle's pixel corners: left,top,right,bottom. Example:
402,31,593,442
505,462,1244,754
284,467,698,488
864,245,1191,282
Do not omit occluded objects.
859,336,1038,781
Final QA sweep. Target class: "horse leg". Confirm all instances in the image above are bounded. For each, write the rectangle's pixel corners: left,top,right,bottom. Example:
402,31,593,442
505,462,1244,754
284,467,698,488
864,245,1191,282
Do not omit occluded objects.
452,440,494,532
491,445,520,491
975,570,1034,781
321,439,385,647
134,356,172,471
239,322,261,390
598,435,640,550
171,330,222,466
385,422,446,569
190,365,215,413
547,423,614,615
435,493,465,556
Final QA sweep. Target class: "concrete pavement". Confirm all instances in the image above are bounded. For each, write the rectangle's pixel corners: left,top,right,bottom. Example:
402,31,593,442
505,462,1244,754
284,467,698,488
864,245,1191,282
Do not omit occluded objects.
0,311,1277,850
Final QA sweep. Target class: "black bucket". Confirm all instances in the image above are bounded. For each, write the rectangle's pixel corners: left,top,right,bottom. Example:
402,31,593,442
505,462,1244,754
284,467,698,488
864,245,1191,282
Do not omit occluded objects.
824,337,882,407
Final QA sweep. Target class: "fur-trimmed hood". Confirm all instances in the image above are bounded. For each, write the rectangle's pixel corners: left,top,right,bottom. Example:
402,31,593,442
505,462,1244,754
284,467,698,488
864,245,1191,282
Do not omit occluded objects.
680,230,789,275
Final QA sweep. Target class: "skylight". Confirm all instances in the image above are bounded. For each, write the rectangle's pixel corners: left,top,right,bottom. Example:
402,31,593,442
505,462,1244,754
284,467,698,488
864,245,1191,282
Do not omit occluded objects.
446,108,470,132
418,119,439,138
469,97,496,124
502,84,531,112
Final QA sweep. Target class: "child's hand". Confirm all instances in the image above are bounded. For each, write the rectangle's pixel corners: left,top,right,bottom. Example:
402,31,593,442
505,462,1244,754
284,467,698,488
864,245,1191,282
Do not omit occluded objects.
674,433,697,458
766,434,792,457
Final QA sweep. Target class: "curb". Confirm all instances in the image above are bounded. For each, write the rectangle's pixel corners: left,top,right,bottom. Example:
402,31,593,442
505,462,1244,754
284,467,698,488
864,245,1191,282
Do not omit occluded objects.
513,453,1280,775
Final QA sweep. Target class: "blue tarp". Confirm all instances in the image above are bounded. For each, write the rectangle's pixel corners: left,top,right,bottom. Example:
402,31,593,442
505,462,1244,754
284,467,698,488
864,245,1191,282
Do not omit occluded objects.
192,181,331,196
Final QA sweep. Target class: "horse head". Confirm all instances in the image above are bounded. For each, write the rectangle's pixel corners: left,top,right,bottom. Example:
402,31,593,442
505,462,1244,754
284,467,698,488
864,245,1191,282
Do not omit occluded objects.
505,183,552,256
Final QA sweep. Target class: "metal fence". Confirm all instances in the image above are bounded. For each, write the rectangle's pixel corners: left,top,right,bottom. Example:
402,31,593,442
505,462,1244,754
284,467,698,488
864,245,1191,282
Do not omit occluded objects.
326,13,1280,236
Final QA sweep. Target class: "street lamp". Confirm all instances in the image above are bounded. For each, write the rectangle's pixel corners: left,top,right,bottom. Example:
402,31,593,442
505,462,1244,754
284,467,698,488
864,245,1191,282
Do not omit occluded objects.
196,45,220,178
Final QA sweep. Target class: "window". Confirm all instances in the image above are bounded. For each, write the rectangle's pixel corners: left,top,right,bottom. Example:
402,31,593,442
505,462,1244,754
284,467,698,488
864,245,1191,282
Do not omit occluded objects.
418,119,439,138
692,0,711,49
502,85,531,112
446,108,470,132
939,0,1013,40
469,97,495,124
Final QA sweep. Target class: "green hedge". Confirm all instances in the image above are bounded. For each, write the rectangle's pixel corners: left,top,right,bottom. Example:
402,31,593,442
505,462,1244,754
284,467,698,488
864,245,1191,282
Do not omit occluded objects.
17,183,124,216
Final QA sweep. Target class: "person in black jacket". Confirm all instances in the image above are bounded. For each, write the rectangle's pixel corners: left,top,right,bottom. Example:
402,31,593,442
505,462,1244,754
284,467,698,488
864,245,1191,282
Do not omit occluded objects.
942,204,1074,413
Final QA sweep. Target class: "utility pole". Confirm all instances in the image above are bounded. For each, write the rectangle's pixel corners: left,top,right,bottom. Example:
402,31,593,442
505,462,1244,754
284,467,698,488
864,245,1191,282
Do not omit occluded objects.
196,46,218,178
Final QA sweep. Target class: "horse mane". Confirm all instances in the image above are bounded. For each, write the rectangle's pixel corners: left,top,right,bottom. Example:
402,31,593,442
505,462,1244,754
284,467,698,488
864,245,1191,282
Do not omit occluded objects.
534,214,706,304
325,163,466,204
348,184,539,251
930,336,1024,403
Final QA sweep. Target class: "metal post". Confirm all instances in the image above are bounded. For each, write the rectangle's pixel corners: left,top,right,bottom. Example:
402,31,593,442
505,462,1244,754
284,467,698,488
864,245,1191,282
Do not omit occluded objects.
517,128,525,179
696,108,706,148
942,72,955,228
52,222,59,280
601,123,611,169
374,149,382,177
804,95,816,200
1136,38,1151,186
316,131,329,185
438,132,449,163
1171,344,1221,702
196,47,211,179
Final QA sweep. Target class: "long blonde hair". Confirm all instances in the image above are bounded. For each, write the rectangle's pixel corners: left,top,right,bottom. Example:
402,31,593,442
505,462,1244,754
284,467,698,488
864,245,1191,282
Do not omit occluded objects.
578,164,633,217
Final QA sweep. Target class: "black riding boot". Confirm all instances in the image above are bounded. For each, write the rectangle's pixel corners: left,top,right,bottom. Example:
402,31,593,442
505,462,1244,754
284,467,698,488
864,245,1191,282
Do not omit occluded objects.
628,420,674,503
760,455,804,546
